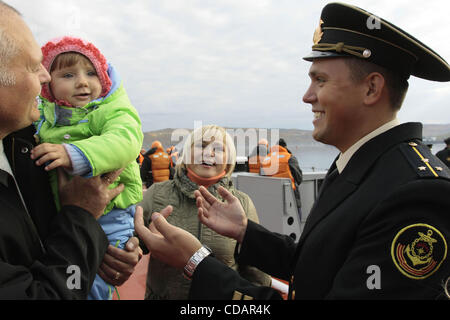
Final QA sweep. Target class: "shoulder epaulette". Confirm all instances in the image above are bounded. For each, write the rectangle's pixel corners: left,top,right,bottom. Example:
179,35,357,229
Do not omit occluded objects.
232,290,254,300
400,141,450,179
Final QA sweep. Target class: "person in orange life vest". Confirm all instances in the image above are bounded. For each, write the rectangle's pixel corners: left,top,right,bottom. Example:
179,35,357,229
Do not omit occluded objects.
261,138,303,210
247,138,269,174
166,146,174,167
137,148,146,168
140,141,172,188
167,146,179,170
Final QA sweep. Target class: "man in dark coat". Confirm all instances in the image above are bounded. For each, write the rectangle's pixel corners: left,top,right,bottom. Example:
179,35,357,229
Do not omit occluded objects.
140,141,173,189
276,138,303,210
135,3,450,300
0,2,140,299
436,137,450,168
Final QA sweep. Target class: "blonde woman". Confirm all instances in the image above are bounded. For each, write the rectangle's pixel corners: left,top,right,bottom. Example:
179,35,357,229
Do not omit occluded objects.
139,125,271,299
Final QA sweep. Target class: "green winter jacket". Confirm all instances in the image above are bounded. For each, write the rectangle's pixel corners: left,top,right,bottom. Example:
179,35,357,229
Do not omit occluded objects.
139,167,272,300
36,82,143,213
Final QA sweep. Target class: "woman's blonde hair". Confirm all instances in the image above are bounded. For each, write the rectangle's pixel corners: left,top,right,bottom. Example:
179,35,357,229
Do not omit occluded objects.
176,125,236,177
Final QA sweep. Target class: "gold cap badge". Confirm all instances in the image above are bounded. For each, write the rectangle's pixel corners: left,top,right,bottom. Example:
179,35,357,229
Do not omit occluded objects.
313,19,324,45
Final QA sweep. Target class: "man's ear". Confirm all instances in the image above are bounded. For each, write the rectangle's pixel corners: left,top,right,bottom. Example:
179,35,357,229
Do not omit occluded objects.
363,72,385,105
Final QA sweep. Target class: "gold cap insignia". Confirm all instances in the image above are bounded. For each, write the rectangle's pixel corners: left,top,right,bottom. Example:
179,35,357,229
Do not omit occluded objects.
391,224,447,280
313,19,324,45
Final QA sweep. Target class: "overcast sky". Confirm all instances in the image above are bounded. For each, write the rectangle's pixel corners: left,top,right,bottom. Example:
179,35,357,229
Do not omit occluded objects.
9,0,450,132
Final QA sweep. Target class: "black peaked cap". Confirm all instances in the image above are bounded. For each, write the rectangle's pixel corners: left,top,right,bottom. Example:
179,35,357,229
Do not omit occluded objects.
303,2,450,82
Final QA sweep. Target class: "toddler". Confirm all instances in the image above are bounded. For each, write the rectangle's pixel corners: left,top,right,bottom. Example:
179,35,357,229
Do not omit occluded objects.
32,36,143,300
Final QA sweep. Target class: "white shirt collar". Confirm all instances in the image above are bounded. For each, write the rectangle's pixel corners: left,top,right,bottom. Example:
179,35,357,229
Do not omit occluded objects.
0,139,14,186
336,118,400,174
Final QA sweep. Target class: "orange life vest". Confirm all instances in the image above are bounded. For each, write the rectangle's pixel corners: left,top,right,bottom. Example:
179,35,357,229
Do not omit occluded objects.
138,153,144,167
150,148,171,182
170,151,179,168
248,155,264,173
261,145,296,190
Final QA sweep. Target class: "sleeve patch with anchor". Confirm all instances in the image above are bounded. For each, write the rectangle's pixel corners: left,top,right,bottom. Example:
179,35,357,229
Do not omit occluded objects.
391,223,447,280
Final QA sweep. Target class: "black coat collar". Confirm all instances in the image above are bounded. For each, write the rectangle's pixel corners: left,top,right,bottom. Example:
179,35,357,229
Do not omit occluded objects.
299,122,422,244
341,122,422,185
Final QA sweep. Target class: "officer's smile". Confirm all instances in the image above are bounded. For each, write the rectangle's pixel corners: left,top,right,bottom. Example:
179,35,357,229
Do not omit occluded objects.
312,110,325,121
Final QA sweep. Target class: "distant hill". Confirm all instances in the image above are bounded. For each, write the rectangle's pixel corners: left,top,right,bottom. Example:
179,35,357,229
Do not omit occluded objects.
421,124,450,141
141,124,450,153
142,127,316,154
142,128,182,151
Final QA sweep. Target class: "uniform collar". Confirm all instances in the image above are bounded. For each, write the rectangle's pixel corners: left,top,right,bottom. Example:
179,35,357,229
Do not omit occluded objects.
336,118,400,173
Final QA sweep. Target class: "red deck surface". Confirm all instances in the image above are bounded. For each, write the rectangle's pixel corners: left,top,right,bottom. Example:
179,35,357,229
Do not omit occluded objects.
113,253,149,300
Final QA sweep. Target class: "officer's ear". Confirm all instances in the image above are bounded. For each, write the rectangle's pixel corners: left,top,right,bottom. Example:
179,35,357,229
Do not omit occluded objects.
363,72,385,106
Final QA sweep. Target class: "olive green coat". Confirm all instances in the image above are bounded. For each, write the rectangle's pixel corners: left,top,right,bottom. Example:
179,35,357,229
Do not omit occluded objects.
139,168,271,300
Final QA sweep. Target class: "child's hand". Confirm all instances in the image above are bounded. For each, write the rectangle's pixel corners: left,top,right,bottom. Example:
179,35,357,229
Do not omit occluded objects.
31,143,73,171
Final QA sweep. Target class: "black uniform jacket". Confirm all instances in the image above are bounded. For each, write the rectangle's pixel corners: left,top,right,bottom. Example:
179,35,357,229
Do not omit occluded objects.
189,123,450,299
436,147,450,168
288,155,303,208
0,126,108,299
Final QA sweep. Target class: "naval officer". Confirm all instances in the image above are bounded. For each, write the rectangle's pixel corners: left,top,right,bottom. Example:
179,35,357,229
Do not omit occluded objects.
135,2,450,299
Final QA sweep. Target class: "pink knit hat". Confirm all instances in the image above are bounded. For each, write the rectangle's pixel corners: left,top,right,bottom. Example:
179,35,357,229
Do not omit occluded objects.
41,36,112,103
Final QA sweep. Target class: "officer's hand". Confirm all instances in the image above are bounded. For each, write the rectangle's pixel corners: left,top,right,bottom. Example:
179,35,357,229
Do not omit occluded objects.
57,168,124,220
194,186,248,243
134,206,201,269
